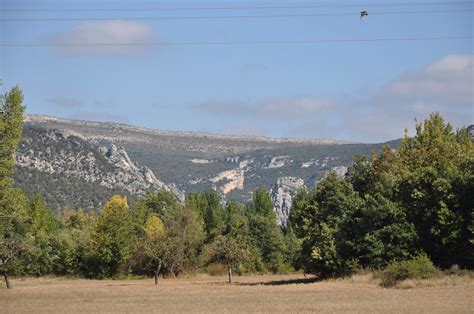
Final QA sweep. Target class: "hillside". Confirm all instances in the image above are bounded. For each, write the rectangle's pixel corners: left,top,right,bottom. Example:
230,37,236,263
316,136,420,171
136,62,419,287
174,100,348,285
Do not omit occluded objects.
15,115,401,223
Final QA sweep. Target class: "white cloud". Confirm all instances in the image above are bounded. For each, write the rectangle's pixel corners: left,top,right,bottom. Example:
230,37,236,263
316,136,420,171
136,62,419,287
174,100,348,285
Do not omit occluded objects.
198,96,334,119
197,54,473,142
47,96,82,108
261,97,333,117
377,54,473,109
69,111,129,123
48,20,158,56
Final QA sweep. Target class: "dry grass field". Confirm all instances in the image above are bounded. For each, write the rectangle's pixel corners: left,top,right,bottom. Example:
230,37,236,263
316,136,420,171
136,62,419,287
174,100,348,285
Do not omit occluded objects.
1,274,473,313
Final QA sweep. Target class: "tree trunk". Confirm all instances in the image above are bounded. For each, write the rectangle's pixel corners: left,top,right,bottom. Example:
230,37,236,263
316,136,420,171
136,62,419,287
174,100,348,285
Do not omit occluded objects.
4,273,11,289
227,264,232,284
154,260,162,285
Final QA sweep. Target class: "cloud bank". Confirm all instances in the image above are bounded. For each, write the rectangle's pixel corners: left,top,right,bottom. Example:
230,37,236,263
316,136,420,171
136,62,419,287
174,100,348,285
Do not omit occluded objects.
68,111,129,124
197,54,473,142
48,20,158,56
47,97,82,108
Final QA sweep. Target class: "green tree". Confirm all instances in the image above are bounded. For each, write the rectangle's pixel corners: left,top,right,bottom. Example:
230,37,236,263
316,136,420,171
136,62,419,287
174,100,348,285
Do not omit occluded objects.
21,193,62,276
396,114,474,268
134,189,179,220
205,201,252,283
0,188,29,288
143,214,167,284
248,187,286,272
0,86,25,188
91,195,131,278
162,206,204,276
186,190,226,239
0,85,26,288
290,173,362,277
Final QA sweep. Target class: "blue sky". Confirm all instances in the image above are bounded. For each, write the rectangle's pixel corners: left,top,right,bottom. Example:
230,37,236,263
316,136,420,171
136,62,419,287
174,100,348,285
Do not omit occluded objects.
1,0,472,142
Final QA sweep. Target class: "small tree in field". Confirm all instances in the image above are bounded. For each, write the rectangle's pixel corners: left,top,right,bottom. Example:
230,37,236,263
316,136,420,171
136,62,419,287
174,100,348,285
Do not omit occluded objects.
206,234,250,284
143,214,167,284
205,201,251,284
91,195,131,278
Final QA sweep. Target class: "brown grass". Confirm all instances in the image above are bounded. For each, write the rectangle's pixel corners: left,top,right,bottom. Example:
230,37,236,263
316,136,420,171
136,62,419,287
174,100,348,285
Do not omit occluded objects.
1,274,473,313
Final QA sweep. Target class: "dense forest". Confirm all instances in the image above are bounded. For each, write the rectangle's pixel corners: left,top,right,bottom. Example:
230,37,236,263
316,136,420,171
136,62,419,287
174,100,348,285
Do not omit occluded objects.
1,86,473,289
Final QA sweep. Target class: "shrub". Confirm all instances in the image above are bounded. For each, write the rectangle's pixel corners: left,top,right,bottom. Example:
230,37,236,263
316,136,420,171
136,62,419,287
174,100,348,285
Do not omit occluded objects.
207,263,228,276
380,254,441,287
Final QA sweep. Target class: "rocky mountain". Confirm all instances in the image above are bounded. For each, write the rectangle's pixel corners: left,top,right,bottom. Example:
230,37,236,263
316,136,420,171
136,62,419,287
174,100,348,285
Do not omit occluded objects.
15,115,401,221
270,177,305,226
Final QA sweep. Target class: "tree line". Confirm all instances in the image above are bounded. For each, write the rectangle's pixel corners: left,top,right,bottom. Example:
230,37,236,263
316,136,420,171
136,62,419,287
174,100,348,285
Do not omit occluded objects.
1,86,473,289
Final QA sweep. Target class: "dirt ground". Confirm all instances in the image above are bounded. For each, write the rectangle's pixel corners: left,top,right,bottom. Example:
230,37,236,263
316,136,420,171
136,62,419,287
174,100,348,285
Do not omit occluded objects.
1,274,473,313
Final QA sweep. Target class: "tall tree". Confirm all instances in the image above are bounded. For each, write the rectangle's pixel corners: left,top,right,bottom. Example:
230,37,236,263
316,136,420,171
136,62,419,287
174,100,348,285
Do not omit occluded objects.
248,188,286,272
0,85,26,288
143,214,167,284
91,195,131,278
396,114,474,268
0,86,25,188
162,207,204,276
205,201,252,284
186,190,226,239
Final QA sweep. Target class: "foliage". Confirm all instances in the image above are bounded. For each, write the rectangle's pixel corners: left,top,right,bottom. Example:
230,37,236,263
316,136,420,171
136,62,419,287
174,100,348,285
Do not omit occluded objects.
186,189,227,239
204,201,253,282
247,188,287,273
290,113,474,278
0,86,25,188
142,214,166,283
395,114,474,268
0,86,27,288
380,254,441,287
90,196,131,278
162,207,204,276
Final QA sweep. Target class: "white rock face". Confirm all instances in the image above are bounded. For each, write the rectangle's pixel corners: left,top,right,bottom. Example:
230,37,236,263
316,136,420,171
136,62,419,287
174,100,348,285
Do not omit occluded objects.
301,159,319,168
264,156,293,169
190,159,211,164
209,160,248,194
271,177,305,226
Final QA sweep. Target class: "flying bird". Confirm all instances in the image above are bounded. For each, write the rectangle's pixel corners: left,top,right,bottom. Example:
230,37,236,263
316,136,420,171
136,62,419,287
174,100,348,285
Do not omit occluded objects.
360,11,368,19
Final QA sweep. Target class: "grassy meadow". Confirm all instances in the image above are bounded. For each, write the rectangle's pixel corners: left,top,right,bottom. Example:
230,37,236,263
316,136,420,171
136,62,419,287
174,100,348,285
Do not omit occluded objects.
2,274,473,313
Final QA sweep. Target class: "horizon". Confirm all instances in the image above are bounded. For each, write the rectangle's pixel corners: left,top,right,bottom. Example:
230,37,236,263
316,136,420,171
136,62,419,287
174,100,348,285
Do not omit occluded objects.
2,0,473,143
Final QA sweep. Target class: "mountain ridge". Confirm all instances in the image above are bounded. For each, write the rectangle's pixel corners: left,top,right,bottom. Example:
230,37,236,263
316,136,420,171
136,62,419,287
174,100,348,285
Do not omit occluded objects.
17,114,402,224
25,114,354,145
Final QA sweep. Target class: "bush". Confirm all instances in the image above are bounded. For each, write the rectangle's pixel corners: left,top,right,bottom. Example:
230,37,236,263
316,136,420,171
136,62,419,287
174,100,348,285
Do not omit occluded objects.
380,254,441,287
207,263,228,276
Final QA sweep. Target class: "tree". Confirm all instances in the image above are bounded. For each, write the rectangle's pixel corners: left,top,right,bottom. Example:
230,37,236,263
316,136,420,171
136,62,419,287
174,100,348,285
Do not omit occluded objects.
247,188,286,272
21,193,62,276
186,190,226,239
0,85,26,288
162,207,204,276
290,173,362,277
143,214,166,284
251,187,275,219
205,201,252,284
91,195,131,278
290,113,474,277
0,86,25,188
395,114,474,268
134,189,179,221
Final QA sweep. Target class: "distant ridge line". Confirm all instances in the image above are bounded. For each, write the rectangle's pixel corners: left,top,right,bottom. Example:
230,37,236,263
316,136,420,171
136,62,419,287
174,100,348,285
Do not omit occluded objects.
24,114,352,145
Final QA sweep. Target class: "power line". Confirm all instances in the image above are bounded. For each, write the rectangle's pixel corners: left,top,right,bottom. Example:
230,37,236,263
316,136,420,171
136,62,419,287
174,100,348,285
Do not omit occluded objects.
1,36,470,47
1,9,472,22
1,1,472,12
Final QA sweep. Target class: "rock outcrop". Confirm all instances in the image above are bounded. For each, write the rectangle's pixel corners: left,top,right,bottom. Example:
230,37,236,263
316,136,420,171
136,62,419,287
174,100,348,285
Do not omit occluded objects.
270,177,305,226
210,160,248,194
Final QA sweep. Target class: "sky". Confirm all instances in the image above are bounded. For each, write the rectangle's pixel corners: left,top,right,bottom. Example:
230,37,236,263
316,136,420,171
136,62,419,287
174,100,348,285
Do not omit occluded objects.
1,0,473,142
